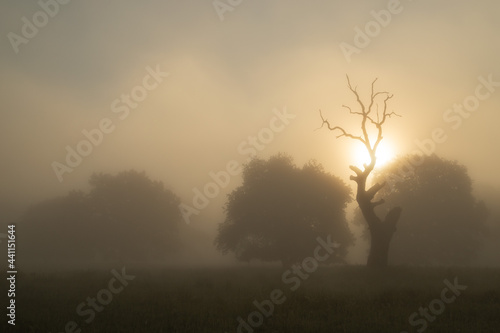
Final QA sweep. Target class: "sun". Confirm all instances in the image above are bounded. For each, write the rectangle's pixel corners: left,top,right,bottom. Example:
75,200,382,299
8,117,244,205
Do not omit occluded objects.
351,141,395,168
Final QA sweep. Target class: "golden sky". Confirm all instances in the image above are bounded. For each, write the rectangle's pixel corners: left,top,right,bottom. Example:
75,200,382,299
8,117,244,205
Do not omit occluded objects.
1,0,499,222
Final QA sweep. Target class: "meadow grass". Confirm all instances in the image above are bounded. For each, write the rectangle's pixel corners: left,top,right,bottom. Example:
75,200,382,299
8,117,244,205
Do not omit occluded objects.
2,266,499,332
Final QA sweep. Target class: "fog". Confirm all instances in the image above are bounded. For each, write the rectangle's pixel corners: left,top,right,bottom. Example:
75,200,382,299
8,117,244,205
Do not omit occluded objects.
1,0,499,269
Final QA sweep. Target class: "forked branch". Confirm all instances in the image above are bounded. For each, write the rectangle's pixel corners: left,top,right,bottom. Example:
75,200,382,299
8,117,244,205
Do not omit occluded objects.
319,75,400,172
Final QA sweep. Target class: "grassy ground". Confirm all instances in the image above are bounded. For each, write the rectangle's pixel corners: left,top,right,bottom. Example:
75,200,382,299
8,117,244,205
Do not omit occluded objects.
2,266,499,332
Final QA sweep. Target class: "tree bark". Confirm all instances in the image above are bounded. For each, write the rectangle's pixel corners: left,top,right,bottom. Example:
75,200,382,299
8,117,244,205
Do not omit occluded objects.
367,230,391,268
352,166,402,269
366,209,400,268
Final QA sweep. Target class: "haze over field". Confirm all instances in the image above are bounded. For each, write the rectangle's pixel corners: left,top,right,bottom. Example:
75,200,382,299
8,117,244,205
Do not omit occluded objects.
0,0,499,267
2,2,500,332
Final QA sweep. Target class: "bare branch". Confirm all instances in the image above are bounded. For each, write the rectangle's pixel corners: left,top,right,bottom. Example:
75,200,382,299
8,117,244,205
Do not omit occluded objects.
382,110,401,124
317,110,366,143
331,126,365,142
366,114,379,126
366,182,386,199
318,76,402,268
316,109,335,131
349,165,363,177
346,75,365,115
319,77,399,189
371,78,378,93
379,95,400,124
342,104,363,116
367,78,379,116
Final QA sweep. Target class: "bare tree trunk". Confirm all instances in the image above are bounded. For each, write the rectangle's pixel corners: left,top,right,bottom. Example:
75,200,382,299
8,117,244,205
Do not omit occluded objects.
352,165,402,269
319,76,402,269
366,216,398,268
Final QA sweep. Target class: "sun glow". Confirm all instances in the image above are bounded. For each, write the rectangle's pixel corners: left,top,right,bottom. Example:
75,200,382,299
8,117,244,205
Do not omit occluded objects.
351,141,395,168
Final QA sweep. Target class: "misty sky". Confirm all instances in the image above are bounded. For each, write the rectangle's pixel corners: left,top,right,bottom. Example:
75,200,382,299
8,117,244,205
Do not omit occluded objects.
1,0,499,228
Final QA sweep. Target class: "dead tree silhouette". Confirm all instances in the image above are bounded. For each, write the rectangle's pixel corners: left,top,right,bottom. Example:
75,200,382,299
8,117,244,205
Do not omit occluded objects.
319,75,402,268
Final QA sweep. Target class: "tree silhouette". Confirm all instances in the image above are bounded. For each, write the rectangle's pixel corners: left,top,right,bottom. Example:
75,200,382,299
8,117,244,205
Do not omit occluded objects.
361,154,488,265
18,170,182,267
476,185,500,266
319,76,401,268
88,170,181,262
19,190,96,266
215,154,353,265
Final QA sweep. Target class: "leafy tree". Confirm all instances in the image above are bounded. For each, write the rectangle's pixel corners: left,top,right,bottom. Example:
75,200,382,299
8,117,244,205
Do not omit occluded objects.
88,170,181,262
19,190,97,265
19,170,182,267
215,154,353,265
359,154,489,265
475,185,500,266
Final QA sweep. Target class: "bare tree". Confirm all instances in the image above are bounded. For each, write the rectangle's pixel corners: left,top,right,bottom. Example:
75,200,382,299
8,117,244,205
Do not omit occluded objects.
319,75,401,268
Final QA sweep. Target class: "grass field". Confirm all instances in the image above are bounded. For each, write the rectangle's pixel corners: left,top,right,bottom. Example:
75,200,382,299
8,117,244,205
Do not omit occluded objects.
2,266,500,332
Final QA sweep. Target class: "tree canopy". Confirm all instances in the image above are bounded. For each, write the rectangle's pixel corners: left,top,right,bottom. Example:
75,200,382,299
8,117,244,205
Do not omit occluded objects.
215,154,354,265
475,185,500,266
363,154,489,265
19,170,182,267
